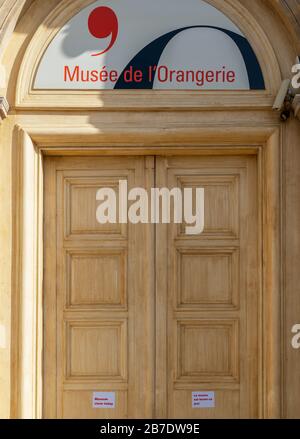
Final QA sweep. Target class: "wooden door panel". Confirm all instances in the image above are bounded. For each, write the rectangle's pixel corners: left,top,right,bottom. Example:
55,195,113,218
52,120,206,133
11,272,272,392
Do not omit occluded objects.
65,320,127,380
176,174,240,239
176,248,240,310
66,249,127,309
64,173,128,239
176,319,239,382
156,155,260,419
43,156,153,419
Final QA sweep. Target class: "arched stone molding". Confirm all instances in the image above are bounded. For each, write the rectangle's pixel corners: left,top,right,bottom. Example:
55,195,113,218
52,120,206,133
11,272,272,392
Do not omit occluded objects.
13,0,283,110
0,1,298,111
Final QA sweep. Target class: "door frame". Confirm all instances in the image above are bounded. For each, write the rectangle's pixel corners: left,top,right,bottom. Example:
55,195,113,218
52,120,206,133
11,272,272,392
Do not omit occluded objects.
11,122,282,419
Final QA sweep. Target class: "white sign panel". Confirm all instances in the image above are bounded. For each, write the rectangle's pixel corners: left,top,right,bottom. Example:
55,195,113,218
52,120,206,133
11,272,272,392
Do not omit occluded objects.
34,0,265,90
92,392,115,409
192,391,215,409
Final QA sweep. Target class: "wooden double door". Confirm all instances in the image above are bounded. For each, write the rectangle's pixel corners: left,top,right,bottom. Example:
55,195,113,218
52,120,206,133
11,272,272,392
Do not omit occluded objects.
43,153,260,419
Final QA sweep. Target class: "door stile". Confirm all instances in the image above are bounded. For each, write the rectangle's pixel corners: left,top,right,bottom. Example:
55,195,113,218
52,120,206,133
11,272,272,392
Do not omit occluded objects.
154,157,169,418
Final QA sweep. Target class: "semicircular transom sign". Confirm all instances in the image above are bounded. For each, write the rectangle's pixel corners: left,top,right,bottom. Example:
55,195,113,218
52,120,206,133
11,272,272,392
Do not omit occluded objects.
34,0,265,91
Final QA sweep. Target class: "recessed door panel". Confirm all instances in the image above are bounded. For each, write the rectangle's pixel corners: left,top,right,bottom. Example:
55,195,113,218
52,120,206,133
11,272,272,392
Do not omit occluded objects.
43,156,154,419
155,155,260,419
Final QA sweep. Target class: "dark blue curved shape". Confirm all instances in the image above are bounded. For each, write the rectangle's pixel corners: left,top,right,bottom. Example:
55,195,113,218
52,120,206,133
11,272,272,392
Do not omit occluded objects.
114,26,265,90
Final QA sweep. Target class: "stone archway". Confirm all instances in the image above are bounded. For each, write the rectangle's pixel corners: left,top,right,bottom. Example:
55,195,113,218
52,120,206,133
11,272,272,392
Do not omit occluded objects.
0,0,300,419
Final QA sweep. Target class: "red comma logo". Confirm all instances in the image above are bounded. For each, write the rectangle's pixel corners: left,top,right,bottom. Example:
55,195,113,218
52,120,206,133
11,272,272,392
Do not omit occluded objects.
88,6,118,56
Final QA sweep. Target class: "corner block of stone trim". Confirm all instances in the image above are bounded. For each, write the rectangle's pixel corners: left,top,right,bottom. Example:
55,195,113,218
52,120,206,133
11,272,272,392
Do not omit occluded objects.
0,96,9,121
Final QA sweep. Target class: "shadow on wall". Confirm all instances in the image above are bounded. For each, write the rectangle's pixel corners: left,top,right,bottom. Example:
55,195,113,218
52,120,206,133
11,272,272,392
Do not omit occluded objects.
5,0,267,131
